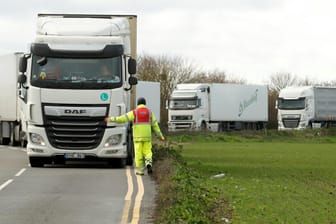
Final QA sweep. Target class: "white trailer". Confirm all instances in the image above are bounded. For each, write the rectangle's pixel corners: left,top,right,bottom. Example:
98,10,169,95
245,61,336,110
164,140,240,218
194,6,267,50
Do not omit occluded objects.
0,53,23,145
136,81,160,122
208,84,268,131
168,83,268,131
277,86,336,130
16,14,138,167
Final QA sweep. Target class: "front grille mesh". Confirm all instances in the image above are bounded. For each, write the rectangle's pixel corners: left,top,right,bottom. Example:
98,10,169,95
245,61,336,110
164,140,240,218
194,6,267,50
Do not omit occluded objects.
171,115,191,120
44,116,106,150
283,118,300,128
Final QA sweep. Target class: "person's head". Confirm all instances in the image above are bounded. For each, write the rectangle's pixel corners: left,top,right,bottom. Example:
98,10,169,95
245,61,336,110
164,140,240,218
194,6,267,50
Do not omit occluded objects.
137,97,146,105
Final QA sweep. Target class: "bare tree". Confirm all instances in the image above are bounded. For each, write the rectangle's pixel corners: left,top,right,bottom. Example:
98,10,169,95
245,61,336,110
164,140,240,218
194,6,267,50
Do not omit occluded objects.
186,70,226,83
137,54,197,127
269,72,298,93
298,76,315,86
319,80,336,86
186,69,246,84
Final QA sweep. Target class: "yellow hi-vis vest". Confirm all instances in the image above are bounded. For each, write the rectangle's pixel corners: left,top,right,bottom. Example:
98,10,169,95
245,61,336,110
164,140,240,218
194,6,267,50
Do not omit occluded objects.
115,104,163,142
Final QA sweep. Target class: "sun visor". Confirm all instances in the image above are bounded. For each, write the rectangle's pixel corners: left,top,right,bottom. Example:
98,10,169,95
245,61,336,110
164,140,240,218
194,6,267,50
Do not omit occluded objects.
31,43,124,58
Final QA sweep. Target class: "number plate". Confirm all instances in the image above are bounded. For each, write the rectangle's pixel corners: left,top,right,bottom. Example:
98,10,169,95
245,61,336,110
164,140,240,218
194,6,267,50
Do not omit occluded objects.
64,153,85,159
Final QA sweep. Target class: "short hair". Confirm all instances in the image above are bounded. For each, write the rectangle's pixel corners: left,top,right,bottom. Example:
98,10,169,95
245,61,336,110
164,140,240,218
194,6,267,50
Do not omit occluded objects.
137,97,146,105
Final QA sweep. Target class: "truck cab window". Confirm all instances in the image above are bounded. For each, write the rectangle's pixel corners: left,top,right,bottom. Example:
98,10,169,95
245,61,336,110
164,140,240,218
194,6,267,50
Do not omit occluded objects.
278,97,305,110
31,56,122,89
169,98,199,110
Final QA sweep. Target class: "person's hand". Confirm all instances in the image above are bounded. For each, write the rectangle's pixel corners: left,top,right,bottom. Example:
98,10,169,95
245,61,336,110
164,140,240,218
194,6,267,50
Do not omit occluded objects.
105,117,115,123
160,136,165,142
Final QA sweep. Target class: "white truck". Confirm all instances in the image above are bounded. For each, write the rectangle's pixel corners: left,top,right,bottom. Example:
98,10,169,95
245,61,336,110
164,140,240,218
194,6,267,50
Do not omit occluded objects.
12,14,138,167
168,83,268,131
277,86,336,130
0,53,24,146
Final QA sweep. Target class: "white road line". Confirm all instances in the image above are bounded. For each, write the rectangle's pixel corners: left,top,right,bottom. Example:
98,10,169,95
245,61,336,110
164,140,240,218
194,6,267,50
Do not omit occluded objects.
131,173,145,224
0,179,13,191
121,167,134,224
15,168,26,177
0,168,26,192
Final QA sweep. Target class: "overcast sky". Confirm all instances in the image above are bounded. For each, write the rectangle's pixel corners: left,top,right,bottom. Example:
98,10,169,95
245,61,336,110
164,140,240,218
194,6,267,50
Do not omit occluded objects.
1,0,336,84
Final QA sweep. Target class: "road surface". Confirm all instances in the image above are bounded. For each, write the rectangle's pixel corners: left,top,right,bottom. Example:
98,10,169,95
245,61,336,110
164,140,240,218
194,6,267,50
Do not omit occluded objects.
0,145,156,224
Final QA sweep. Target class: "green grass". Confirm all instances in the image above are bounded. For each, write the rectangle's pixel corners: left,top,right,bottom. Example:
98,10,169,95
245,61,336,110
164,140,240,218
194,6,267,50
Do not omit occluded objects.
153,131,336,223
181,141,336,223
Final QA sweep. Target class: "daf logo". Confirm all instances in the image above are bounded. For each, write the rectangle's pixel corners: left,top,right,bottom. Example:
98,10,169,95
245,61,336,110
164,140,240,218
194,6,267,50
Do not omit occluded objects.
64,109,87,114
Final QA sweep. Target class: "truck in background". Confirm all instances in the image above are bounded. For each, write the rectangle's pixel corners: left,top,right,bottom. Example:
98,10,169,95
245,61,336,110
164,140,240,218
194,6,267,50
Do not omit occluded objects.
168,83,268,132
277,86,336,130
0,53,24,146
10,14,138,167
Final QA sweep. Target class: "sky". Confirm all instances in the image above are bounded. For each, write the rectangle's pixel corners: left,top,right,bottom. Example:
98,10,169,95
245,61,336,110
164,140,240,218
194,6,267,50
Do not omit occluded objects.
1,0,336,84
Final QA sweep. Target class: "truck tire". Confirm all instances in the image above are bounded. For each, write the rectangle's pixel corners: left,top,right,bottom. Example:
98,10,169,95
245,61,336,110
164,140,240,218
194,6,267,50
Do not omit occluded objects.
108,158,126,168
126,124,134,166
201,121,207,131
29,157,49,167
2,138,10,145
126,142,134,166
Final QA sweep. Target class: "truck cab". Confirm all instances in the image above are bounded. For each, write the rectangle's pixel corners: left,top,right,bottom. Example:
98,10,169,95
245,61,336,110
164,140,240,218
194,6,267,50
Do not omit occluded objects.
277,86,314,130
168,84,209,131
17,14,138,167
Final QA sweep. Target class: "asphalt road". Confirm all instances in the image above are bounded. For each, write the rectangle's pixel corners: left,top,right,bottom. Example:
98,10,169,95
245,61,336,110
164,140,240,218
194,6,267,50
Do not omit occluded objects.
0,145,156,224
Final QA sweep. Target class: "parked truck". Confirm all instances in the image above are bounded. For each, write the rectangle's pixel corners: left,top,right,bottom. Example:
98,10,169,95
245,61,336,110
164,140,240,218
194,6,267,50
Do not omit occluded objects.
0,53,24,146
168,83,268,132
8,14,139,167
277,86,336,130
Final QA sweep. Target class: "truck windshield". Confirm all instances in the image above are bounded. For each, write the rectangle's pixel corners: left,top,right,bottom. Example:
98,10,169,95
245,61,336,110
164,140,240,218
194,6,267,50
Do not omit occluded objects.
169,98,200,110
278,97,305,110
30,56,122,89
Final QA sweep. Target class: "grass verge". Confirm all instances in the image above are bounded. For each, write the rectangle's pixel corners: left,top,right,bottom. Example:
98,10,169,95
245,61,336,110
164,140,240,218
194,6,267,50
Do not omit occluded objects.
152,130,336,224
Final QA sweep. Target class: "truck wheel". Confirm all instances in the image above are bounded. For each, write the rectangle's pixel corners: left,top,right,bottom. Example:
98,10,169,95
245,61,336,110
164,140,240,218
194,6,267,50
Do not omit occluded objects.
2,138,10,145
126,155,133,166
126,126,134,166
201,121,207,131
29,157,46,167
108,158,126,168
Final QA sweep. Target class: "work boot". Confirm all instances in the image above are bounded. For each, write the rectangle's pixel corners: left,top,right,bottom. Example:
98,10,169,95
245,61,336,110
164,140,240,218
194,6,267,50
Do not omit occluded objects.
147,164,153,175
136,172,144,176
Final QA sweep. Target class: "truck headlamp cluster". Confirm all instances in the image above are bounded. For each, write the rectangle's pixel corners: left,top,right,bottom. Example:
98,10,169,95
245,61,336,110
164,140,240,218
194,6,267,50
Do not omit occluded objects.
30,133,46,146
104,134,122,147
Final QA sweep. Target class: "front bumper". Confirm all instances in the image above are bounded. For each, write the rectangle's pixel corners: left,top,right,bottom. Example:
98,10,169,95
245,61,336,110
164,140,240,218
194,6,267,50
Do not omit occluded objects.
26,125,128,159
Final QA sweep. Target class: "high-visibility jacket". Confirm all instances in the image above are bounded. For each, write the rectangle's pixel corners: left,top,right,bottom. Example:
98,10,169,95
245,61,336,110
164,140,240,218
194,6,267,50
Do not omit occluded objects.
113,104,163,142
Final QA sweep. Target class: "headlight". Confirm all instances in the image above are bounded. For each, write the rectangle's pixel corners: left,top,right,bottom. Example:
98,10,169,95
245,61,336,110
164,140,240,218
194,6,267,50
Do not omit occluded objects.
104,134,122,147
30,133,46,146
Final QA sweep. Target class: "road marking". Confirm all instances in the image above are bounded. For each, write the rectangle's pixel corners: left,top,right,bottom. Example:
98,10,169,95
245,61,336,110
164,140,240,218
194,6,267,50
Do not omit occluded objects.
0,179,13,191
0,168,26,192
131,172,145,224
121,167,134,224
15,168,26,177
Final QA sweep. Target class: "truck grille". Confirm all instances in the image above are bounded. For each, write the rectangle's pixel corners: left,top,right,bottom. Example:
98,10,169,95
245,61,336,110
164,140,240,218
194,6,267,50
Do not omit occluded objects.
282,118,300,128
43,105,108,150
171,115,192,121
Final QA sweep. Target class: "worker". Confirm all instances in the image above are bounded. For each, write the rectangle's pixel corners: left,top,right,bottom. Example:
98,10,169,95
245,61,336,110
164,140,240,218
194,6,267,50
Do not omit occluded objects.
105,97,165,175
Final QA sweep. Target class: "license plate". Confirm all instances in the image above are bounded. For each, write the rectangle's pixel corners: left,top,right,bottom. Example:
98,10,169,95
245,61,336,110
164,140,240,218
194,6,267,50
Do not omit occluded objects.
64,153,85,159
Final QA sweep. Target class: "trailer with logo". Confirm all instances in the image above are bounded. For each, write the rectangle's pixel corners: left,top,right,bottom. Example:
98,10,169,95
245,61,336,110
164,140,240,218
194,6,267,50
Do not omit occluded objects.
168,83,268,131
